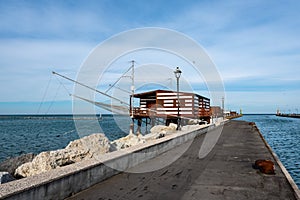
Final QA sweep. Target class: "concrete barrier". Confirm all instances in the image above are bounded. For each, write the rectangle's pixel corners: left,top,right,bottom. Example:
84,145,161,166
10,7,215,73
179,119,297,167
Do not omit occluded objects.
0,123,221,200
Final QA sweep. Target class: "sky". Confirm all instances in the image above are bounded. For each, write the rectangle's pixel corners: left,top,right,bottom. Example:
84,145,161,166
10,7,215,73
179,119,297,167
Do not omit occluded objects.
0,0,299,114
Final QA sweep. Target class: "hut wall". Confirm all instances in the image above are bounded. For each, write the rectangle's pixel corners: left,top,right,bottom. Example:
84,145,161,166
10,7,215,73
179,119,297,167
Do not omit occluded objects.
156,91,195,117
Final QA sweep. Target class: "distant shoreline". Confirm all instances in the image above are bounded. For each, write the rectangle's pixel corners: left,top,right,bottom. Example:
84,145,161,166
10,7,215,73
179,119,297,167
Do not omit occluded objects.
0,113,276,116
276,113,300,119
0,114,115,120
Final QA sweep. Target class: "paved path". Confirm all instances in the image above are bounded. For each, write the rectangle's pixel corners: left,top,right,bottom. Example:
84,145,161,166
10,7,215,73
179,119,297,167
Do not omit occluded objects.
67,121,297,200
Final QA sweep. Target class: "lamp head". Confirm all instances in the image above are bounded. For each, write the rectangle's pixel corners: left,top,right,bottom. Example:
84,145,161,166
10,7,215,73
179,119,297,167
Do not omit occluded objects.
174,66,182,78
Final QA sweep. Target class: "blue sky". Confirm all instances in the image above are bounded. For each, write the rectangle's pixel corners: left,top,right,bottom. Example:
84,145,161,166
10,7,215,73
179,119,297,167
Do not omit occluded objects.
0,0,299,114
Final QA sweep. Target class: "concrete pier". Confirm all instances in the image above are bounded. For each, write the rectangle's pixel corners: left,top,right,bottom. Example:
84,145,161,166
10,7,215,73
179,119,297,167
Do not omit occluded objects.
67,121,299,200
276,113,300,119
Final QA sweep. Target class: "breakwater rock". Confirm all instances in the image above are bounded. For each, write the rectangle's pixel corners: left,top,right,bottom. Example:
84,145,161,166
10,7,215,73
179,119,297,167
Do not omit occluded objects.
0,153,36,175
150,123,177,135
0,172,15,184
111,133,145,151
15,133,110,178
110,123,179,151
13,123,205,179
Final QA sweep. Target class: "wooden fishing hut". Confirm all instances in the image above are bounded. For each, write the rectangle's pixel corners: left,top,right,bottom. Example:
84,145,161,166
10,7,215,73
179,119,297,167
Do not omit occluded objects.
130,89,211,133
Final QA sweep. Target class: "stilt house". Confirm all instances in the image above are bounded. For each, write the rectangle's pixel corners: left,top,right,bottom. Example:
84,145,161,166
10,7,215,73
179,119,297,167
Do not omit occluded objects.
130,89,211,127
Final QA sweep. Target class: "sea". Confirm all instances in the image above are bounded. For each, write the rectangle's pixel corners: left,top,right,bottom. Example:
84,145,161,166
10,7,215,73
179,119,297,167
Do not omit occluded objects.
0,114,131,161
0,114,299,188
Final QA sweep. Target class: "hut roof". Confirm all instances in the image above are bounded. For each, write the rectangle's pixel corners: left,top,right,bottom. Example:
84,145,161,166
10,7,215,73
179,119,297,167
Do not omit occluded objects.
132,89,209,100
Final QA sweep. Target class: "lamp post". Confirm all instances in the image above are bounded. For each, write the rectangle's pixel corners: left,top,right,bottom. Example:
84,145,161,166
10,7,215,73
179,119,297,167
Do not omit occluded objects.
174,66,182,130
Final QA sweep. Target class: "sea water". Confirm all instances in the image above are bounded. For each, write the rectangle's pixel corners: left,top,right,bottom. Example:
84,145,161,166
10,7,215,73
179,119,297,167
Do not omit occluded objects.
236,115,300,188
0,114,299,188
0,115,131,162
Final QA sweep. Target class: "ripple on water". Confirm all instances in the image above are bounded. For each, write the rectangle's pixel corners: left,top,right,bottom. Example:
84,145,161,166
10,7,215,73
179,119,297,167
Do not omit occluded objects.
0,115,133,162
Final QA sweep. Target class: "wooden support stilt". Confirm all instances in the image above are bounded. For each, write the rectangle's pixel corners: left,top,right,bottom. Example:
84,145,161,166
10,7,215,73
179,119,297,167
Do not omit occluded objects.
136,118,142,135
145,118,148,134
129,119,134,134
151,117,156,127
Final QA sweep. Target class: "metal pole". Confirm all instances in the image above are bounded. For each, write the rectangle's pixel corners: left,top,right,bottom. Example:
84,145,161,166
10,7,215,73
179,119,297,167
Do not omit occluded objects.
222,97,224,119
131,60,135,118
174,66,182,130
176,76,180,130
130,60,135,134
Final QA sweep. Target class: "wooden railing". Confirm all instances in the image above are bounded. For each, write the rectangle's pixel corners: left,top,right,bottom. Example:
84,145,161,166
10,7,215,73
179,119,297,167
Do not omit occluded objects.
131,107,151,117
131,106,212,119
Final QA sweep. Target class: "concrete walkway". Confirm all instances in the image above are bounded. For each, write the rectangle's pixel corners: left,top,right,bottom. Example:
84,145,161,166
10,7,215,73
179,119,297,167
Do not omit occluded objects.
67,121,298,200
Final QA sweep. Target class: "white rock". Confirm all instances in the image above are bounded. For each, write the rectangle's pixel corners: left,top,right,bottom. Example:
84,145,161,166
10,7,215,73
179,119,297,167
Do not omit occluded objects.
168,123,178,130
181,124,202,132
15,133,110,178
142,132,159,141
150,123,177,134
66,133,110,159
187,119,200,125
150,125,167,134
141,123,178,141
110,133,145,151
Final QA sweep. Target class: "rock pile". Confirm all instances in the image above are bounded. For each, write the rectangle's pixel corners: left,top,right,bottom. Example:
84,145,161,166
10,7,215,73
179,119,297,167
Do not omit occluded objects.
8,123,204,179
15,133,110,178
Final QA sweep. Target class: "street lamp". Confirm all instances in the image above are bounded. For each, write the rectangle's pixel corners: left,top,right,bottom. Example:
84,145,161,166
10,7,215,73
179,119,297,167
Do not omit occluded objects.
174,66,182,130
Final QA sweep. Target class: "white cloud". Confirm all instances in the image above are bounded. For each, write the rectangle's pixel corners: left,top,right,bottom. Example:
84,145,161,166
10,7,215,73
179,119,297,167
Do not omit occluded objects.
0,0,300,113
159,0,300,82
0,2,113,40
0,39,94,101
